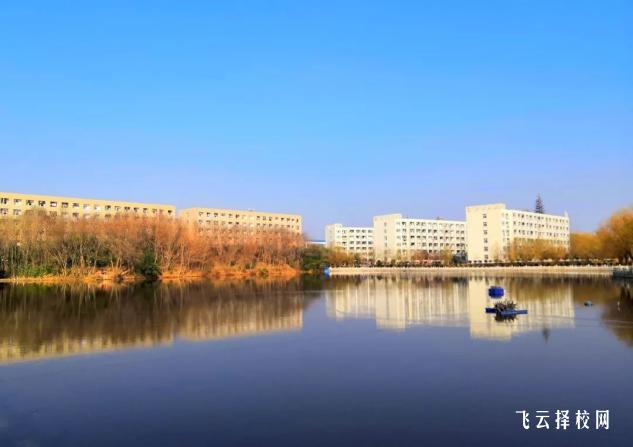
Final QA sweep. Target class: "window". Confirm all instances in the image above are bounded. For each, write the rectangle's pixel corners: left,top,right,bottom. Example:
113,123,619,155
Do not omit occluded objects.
62,202,69,208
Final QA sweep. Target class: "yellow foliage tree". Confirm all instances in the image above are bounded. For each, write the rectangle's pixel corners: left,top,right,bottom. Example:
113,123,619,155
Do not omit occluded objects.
597,207,633,261
506,238,567,261
570,232,602,259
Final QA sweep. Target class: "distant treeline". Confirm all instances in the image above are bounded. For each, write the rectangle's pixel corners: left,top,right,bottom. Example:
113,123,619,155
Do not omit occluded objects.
570,207,633,262
311,206,633,268
0,212,305,279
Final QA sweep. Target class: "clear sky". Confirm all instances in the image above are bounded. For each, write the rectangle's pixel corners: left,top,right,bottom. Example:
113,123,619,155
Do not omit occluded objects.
1,1,631,238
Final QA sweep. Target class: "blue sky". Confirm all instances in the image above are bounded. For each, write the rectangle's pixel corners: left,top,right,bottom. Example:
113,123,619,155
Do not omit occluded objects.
1,1,631,238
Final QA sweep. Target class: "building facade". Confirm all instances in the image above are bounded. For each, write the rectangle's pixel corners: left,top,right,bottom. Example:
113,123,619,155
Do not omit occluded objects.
324,224,374,260
465,203,570,262
0,192,175,219
179,207,302,233
373,214,466,262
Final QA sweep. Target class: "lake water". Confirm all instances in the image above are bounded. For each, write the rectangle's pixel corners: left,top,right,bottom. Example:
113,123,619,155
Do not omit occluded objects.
0,275,632,446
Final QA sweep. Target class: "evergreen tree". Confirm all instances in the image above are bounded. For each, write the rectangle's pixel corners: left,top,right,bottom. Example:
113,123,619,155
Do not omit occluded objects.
535,194,545,214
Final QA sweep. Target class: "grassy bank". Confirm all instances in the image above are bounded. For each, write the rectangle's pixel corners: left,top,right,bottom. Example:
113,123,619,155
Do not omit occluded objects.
0,263,300,284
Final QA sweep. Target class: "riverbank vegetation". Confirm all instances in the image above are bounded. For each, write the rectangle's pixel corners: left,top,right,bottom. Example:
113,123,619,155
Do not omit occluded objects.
570,206,633,262
299,245,358,272
0,212,305,281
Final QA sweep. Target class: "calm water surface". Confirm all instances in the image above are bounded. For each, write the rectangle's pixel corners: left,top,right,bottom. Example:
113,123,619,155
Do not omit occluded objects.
0,275,632,446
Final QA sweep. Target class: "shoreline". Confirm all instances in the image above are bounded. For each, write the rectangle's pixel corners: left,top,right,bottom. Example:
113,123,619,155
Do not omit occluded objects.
0,265,301,284
329,265,615,276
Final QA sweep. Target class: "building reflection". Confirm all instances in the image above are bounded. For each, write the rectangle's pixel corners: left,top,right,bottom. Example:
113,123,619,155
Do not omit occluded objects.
326,276,576,340
0,280,307,364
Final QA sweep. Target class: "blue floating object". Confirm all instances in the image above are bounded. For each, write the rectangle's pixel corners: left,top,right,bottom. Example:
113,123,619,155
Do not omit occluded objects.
323,267,331,277
488,286,505,298
584,300,593,307
498,309,528,316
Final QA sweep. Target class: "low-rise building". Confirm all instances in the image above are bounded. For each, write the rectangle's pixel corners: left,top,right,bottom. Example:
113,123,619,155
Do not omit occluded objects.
373,214,466,262
325,224,374,260
0,192,175,219
179,207,302,233
465,203,570,262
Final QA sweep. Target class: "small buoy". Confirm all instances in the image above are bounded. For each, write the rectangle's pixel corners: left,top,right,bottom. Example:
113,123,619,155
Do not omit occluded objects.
584,300,593,307
488,286,504,298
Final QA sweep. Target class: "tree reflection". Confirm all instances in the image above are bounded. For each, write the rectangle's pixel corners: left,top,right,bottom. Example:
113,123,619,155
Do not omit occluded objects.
0,279,315,363
601,283,633,347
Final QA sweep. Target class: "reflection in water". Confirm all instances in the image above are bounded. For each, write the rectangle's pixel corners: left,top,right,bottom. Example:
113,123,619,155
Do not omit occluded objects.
326,277,470,330
467,278,576,340
0,280,310,364
326,276,579,340
601,282,633,346
1,276,632,364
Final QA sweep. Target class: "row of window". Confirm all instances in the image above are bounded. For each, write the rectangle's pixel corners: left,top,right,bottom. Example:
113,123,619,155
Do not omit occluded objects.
197,219,300,231
397,228,466,235
503,221,568,231
398,236,466,241
195,211,299,223
396,245,465,251
0,198,173,215
397,221,464,228
480,211,568,224
0,209,167,219
335,229,373,234
508,212,568,224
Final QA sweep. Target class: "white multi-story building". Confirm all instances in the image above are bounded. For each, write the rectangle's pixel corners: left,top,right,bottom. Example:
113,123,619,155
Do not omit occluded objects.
465,203,570,262
0,191,175,219
179,208,302,233
325,224,374,260
373,214,466,262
